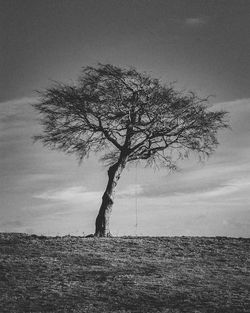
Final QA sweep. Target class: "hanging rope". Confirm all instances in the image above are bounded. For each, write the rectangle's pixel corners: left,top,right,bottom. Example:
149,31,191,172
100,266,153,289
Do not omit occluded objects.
135,162,138,236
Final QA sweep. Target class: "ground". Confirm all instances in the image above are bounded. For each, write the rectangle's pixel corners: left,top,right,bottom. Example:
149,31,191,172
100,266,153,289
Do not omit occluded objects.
0,233,249,313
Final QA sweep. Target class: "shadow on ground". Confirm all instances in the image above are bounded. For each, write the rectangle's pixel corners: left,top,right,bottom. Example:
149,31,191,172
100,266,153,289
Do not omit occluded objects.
0,233,249,312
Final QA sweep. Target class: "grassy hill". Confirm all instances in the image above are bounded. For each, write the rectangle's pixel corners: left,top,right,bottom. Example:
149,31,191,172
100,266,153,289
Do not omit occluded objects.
0,233,249,313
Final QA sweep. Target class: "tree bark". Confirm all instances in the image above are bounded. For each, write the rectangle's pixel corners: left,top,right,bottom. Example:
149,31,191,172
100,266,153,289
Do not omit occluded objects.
94,159,126,237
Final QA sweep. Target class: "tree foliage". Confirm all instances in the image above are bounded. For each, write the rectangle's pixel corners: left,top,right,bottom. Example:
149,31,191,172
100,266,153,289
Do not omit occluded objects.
34,64,229,170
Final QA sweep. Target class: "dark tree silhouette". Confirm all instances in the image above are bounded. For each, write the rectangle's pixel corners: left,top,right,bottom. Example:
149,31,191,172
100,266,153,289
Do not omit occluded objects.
33,64,229,237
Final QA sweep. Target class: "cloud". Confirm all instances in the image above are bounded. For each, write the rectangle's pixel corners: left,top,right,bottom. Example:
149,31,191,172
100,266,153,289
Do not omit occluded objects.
34,186,101,203
137,175,250,204
213,98,250,130
0,220,22,228
0,97,39,107
137,161,250,200
185,17,207,26
0,96,39,134
211,98,250,162
33,184,145,203
0,97,39,119
117,184,143,198
175,177,250,199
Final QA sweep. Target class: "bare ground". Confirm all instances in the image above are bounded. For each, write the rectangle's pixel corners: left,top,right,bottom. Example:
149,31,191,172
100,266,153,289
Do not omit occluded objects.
0,233,249,313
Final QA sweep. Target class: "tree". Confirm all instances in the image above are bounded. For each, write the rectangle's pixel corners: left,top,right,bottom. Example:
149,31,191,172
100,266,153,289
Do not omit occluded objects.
33,64,229,237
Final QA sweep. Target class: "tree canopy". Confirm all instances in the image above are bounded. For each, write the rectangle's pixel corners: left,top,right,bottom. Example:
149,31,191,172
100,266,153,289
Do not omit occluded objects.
34,64,229,170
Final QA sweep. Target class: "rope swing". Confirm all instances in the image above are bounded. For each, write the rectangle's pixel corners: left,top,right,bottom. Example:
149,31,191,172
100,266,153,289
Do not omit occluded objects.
135,162,138,237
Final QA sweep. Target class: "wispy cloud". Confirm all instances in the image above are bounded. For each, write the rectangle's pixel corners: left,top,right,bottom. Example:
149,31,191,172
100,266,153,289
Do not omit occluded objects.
175,177,250,200
34,184,145,202
0,97,39,133
0,220,23,228
34,186,101,203
117,184,143,198
185,17,207,26
0,96,39,106
0,97,39,118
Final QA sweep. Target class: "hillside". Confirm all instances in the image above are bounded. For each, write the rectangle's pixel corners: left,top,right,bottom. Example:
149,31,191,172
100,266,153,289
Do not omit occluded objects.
0,233,249,312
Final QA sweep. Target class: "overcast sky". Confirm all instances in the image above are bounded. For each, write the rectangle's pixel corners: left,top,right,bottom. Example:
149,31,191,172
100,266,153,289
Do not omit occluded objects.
1,0,250,237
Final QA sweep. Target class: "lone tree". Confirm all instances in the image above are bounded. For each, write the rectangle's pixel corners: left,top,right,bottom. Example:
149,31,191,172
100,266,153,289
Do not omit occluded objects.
34,64,229,237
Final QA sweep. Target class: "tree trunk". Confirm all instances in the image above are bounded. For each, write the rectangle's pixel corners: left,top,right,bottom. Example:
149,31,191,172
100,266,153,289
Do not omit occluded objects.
94,159,126,237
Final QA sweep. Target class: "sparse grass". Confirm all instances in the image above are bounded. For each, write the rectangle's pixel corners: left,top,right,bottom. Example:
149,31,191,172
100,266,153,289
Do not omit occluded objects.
0,233,249,312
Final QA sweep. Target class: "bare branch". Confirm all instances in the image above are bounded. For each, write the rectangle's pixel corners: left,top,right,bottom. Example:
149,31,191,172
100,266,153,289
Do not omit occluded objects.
33,64,229,168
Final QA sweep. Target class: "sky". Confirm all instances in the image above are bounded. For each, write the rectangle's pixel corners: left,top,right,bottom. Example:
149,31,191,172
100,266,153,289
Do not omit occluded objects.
1,0,250,237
